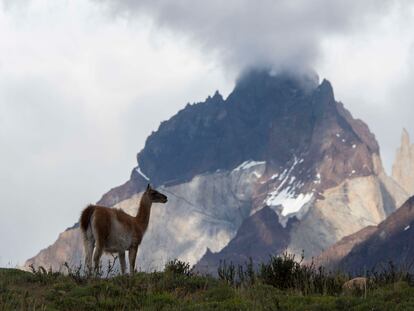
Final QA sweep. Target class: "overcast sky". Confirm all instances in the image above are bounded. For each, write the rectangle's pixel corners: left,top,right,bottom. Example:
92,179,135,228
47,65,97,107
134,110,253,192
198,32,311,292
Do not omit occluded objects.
0,0,413,267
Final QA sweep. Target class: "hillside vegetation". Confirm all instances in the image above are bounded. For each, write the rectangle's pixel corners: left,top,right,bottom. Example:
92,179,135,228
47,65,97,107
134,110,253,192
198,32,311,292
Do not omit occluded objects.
2,255,414,310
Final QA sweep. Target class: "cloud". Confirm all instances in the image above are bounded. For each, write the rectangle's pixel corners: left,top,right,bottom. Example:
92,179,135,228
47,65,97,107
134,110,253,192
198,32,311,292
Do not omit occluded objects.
97,0,393,75
96,0,414,170
1,0,28,9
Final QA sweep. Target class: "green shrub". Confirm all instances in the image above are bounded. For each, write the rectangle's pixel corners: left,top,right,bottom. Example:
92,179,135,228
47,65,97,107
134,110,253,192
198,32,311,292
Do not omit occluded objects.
218,260,236,286
259,253,300,290
164,259,193,277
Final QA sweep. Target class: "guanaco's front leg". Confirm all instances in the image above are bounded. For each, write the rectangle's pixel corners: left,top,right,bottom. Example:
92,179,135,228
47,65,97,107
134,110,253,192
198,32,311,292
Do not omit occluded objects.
119,251,126,275
128,246,138,274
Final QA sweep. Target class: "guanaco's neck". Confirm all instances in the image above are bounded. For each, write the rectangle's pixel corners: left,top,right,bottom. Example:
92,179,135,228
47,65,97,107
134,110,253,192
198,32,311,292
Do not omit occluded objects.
135,192,152,232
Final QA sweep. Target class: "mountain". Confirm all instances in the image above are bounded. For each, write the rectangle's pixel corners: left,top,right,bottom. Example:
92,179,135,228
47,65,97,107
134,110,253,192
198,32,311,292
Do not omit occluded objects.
24,69,408,272
392,129,414,196
315,196,414,273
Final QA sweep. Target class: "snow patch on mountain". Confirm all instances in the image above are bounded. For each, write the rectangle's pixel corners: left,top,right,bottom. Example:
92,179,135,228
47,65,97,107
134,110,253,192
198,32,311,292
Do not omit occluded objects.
234,160,266,171
260,156,313,226
135,165,150,181
266,188,313,217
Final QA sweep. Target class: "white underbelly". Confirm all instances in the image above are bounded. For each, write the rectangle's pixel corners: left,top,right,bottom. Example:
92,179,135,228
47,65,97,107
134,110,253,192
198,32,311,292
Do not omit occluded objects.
104,219,133,253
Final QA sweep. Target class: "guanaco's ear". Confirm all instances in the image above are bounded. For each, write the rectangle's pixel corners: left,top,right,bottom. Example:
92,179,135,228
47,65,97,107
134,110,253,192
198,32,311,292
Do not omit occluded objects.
146,184,151,191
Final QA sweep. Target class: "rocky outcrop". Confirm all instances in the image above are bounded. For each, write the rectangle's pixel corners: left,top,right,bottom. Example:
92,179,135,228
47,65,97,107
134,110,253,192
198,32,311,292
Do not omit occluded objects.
197,174,406,273
24,69,407,272
195,207,291,275
337,196,414,272
24,225,84,272
312,226,377,270
392,129,414,196
287,175,390,258
313,196,414,273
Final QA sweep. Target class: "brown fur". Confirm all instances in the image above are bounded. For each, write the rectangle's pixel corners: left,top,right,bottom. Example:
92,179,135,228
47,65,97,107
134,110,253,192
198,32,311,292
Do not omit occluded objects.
80,205,95,232
79,184,167,274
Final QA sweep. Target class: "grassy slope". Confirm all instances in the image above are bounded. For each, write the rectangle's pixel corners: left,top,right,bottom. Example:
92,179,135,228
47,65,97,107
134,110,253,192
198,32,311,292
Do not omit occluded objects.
2,268,414,310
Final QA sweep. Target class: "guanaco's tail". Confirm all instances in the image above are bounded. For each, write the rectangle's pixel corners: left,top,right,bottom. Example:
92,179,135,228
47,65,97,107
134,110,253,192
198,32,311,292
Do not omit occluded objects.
80,205,95,232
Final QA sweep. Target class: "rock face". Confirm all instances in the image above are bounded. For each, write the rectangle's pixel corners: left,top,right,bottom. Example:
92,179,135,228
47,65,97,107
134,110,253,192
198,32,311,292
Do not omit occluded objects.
195,207,292,275
24,69,407,272
312,226,377,270
337,197,414,273
24,225,84,271
392,129,414,196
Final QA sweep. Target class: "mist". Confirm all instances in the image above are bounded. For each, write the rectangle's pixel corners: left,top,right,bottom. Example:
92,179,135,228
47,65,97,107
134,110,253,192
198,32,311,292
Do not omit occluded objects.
97,0,394,75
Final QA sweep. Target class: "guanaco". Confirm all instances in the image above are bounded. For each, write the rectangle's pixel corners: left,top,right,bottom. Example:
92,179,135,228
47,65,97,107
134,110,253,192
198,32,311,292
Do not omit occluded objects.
80,184,167,274
342,277,367,298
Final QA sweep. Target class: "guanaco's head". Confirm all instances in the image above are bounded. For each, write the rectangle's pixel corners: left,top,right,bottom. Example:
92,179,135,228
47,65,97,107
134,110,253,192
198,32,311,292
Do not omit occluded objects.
145,184,168,203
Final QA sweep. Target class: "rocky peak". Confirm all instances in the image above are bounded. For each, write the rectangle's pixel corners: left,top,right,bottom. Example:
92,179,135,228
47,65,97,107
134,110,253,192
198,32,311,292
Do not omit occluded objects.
233,69,319,95
402,128,410,146
210,90,223,101
392,129,414,195
98,69,382,207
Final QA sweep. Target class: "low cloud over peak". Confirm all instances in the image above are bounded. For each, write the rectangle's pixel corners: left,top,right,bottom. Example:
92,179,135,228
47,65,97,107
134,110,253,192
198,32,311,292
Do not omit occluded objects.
97,0,393,74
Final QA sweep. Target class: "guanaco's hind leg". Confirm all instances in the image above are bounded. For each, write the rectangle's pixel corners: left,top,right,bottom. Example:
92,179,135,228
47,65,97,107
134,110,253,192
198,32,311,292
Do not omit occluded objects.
82,225,95,274
119,251,126,275
93,242,104,275
90,208,110,275
83,237,95,273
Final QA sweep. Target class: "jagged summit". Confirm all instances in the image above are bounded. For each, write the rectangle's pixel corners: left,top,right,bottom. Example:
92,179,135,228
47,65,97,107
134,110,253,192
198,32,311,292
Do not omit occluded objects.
208,90,223,101
392,128,414,195
402,128,410,146
234,68,320,94
99,69,379,207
